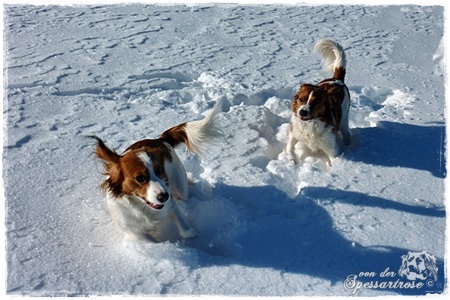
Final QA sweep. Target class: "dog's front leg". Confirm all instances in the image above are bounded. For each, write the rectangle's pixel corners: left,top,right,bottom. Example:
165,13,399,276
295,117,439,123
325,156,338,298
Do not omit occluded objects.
170,200,197,239
286,131,299,164
322,135,340,166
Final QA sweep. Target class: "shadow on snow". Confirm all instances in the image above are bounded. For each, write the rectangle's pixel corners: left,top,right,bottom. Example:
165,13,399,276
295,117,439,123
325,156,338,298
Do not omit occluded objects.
348,121,446,178
186,183,445,296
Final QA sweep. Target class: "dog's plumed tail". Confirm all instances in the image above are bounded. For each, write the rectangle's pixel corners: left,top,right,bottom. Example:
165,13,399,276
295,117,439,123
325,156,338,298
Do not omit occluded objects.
160,99,223,156
314,39,346,82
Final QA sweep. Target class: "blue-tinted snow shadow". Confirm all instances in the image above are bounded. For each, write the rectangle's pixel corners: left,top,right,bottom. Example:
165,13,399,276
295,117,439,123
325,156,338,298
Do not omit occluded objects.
303,187,445,218
348,121,446,178
188,183,445,296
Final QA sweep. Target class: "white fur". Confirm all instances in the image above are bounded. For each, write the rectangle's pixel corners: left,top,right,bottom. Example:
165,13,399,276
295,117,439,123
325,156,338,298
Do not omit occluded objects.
287,117,339,165
184,99,223,156
314,39,346,73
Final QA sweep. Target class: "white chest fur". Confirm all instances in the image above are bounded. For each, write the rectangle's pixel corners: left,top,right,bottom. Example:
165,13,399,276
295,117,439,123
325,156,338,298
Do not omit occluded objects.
106,192,172,238
287,114,340,164
291,116,335,152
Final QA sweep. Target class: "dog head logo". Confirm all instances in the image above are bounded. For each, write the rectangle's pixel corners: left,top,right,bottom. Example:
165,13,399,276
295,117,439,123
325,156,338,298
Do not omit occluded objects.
398,251,438,281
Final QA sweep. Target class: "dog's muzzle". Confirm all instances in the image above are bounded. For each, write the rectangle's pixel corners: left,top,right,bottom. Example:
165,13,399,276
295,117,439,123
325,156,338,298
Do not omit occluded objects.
144,192,170,211
157,192,169,203
298,107,312,121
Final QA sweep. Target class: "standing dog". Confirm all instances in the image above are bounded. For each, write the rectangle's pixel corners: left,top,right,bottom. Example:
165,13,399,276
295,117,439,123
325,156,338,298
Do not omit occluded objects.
91,101,221,242
286,39,350,165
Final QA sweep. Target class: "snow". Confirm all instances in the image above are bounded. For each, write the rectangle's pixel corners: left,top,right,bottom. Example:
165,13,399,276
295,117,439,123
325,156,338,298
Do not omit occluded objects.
2,1,448,297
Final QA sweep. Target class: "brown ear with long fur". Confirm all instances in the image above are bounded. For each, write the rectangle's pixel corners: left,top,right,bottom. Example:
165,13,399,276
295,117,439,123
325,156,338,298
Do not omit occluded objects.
90,136,120,164
89,136,123,195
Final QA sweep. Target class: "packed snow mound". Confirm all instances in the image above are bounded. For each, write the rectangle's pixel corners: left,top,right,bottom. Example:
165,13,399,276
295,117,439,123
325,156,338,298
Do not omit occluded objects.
3,4,446,296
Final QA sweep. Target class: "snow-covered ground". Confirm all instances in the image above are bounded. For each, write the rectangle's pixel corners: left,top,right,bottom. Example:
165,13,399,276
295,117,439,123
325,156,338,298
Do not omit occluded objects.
2,2,447,297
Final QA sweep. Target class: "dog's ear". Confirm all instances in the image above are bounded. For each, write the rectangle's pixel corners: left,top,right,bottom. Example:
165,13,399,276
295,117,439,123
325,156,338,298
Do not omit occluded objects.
398,254,409,274
292,92,300,108
89,136,121,164
98,139,119,162
423,254,438,280
422,251,436,265
89,136,123,192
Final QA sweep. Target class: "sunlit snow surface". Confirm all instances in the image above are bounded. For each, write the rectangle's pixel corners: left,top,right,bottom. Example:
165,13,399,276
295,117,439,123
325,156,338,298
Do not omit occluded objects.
3,3,446,296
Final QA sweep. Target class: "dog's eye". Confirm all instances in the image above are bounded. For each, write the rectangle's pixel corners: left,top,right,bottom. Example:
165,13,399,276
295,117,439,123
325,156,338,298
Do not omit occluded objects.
135,174,147,183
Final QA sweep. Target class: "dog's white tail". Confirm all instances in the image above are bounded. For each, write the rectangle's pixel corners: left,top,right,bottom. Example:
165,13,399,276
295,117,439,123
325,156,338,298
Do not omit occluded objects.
160,100,223,156
314,39,346,81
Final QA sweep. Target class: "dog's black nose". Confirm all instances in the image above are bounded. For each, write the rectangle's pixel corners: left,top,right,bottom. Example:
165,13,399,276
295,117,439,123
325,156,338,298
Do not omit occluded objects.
157,192,169,203
299,109,309,117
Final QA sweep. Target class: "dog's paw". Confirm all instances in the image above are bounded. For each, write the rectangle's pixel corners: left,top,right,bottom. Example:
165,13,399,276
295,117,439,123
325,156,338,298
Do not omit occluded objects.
285,152,298,165
180,227,198,239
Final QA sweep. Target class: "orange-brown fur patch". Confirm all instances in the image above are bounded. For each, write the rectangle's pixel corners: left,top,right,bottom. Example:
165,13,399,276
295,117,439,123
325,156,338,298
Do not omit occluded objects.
95,137,171,198
160,123,190,150
332,67,346,82
119,152,151,199
292,84,330,122
292,82,345,131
